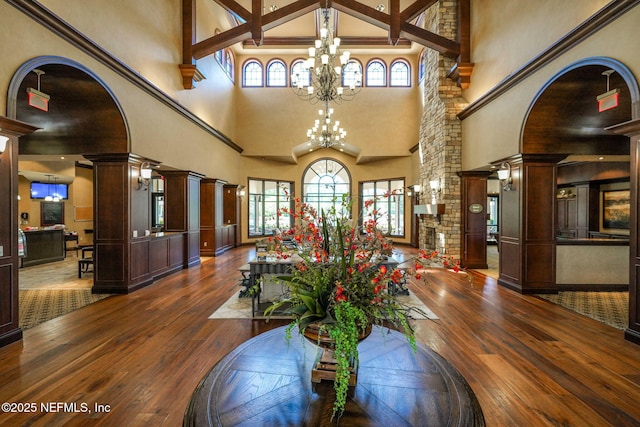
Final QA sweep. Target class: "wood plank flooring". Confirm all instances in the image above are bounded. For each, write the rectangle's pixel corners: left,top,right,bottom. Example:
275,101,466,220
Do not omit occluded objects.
1,245,640,426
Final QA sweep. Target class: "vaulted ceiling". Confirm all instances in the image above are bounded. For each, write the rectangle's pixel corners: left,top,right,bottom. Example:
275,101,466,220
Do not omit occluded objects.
179,0,472,89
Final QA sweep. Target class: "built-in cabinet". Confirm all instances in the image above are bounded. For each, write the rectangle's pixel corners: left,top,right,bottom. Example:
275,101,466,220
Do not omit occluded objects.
556,183,598,238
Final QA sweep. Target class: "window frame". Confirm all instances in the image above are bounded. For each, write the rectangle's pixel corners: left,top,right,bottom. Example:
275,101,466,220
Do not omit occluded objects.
242,59,264,87
302,158,351,216
266,59,287,87
359,178,406,238
342,59,363,89
248,178,294,238
365,59,387,87
390,59,411,87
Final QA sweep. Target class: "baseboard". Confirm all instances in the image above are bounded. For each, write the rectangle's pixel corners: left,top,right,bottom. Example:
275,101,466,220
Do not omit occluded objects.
0,327,23,348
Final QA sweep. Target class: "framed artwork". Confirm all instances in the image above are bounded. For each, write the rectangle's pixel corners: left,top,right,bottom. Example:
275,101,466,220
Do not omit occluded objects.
602,189,630,229
41,202,65,226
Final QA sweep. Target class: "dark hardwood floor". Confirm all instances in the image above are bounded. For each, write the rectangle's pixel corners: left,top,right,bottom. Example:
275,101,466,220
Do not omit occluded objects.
1,245,640,426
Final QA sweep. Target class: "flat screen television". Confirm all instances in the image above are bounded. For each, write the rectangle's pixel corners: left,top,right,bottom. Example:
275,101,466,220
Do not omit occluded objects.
30,182,69,200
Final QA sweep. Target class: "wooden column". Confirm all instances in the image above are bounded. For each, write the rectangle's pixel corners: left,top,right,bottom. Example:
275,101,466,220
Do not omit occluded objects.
0,117,39,348
609,119,640,344
498,155,566,294
459,171,492,268
86,154,153,293
163,170,204,267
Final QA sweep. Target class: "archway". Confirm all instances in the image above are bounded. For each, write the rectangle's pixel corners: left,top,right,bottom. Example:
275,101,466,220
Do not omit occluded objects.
7,57,129,327
517,57,638,334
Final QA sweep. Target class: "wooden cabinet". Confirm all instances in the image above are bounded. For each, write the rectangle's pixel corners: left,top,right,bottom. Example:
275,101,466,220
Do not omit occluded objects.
556,183,599,238
557,198,577,238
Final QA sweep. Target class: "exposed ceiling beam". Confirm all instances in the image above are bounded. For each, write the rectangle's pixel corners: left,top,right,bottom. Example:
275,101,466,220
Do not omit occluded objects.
196,0,459,57
183,0,468,88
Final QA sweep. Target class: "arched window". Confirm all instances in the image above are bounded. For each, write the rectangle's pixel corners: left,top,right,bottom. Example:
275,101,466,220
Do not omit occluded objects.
390,60,410,87
342,60,362,89
266,59,287,87
224,50,235,82
303,159,351,214
291,59,311,87
418,50,427,83
243,60,263,87
366,59,386,87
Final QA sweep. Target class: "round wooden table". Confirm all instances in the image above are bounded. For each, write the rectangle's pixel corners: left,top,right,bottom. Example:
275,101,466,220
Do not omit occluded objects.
184,326,484,426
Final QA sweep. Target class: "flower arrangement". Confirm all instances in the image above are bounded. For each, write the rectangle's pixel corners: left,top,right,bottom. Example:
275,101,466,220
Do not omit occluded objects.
264,191,462,419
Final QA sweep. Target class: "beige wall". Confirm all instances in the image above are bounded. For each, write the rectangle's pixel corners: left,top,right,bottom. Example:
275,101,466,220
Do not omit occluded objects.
235,53,420,161
238,151,415,245
467,0,611,102
462,1,640,171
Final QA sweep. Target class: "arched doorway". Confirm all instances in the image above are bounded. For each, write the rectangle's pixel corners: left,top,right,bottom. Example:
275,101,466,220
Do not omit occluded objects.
7,57,129,328
515,57,639,336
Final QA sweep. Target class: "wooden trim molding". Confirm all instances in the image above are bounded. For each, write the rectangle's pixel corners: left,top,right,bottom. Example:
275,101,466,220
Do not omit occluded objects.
5,0,242,153
458,0,640,120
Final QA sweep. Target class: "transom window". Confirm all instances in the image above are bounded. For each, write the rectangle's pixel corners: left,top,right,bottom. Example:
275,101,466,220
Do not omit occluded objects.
360,179,405,236
243,60,263,87
390,60,410,87
366,60,386,87
248,179,293,237
266,60,287,87
303,159,351,215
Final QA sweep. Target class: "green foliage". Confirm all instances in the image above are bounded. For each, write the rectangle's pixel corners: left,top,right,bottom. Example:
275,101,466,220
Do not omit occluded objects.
262,191,464,419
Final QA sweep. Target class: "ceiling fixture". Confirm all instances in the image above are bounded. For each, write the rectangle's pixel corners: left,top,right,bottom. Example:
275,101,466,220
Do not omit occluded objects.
291,8,361,104
306,101,347,149
597,69,619,113
27,69,51,112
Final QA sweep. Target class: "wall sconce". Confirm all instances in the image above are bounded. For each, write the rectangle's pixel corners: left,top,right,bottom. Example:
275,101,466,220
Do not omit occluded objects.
237,187,246,199
406,189,413,197
0,135,9,154
138,162,152,190
413,184,421,194
497,162,513,191
429,179,441,194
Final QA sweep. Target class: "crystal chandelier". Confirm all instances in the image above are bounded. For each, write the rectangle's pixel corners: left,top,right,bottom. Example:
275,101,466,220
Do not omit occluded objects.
306,101,347,148
292,8,361,104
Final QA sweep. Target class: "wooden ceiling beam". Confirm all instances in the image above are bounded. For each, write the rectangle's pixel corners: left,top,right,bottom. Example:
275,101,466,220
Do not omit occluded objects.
251,0,263,46
400,23,459,58
400,0,438,22
211,0,251,22
261,0,321,31
193,23,252,59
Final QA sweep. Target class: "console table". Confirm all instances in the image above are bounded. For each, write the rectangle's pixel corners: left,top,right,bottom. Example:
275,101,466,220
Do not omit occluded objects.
184,326,485,426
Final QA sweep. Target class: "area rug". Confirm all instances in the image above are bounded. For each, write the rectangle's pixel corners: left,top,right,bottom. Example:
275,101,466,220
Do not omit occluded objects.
209,291,439,320
19,289,113,330
536,291,628,330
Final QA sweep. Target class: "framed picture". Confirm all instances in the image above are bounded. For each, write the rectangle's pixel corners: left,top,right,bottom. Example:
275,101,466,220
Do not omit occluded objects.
41,202,65,226
602,189,630,229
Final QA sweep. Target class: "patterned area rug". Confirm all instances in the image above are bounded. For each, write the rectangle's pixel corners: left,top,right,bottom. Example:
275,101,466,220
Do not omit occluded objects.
19,289,113,330
536,291,628,330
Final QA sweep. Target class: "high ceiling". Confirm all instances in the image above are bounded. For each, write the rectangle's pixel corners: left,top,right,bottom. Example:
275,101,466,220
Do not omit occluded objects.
189,0,462,58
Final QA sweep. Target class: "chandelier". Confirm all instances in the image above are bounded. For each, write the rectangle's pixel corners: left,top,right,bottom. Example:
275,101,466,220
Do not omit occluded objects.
306,101,347,148
292,8,361,104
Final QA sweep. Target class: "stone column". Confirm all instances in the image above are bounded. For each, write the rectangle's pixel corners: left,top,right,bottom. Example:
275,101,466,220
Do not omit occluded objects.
418,2,466,259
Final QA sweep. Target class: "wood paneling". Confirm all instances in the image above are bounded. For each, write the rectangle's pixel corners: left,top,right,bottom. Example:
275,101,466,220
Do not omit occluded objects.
0,117,39,347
